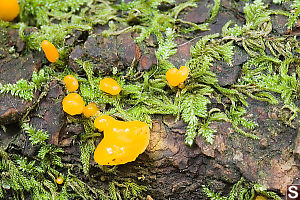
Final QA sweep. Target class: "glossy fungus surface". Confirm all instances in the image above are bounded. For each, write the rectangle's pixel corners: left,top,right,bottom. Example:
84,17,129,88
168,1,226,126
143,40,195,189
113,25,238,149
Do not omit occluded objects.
62,93,85,115
177,66,189,83
0,0,19,21
56,176,63,184
99,78,121,95
41,40,59,63
83,102,100,118
94,115,116,132
63,75,79,92
94,116,150,165
166,68,179,87
166,66,189,87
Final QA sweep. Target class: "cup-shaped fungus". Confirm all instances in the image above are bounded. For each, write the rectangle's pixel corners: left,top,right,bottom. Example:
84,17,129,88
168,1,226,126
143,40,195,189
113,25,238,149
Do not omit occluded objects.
0,0,19,21
83,102,100,118
165,68,179,87
56,176,63,184
41,40,59,63
62,93,85,115
177,66,189,83
99,78,121,95
63,75,79,92
166,66,189,87
93,115,150,165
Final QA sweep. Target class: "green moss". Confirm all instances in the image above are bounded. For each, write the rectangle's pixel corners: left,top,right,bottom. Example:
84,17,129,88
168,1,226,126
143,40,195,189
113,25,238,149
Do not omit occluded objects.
203,178,281,200
3,0,298,146
0,123,147,199
0,0,298,198
287,0,300,29
0,67,53,101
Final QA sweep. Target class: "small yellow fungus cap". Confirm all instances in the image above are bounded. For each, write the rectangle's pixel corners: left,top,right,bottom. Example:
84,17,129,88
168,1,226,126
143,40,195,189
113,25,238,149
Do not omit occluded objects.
99,78,121,95
63,75,79,92
41,40,59,63
177,66,189,83
83,103,100,118
62,93,85,115
166,68,179,87
0,0,19,21
56,176,63,184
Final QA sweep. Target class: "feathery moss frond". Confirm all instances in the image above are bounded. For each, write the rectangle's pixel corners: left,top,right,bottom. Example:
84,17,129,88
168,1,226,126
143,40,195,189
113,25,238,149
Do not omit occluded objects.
208,0,221,22
203,178,281,200
22,123,49,145
181,92,210,146
0,79,35,101
0,68,52,101
243,0,271,30
155,28,177,70
287,0,300,29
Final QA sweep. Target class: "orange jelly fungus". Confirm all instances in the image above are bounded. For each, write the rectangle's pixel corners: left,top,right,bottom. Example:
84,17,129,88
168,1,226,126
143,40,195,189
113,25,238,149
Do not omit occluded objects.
99,78,121,95
94,115,115,132
63,75,79,92
93,115,150,165
147,195,154,200
56,176,63,184
62,93,85,116
0,0,19,21
166,66,189,87
41,40,59,63
254,196,267,200
83,102,100,118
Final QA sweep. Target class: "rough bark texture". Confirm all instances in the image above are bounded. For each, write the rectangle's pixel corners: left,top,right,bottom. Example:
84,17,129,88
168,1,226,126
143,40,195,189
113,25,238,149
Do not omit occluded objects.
0,28,41,125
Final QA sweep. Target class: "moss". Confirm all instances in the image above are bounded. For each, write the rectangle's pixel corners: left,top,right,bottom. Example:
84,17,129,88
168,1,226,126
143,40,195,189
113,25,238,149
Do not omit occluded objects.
0,0,299,198
203,178,281,200
2,0,299,145
0,67,53,101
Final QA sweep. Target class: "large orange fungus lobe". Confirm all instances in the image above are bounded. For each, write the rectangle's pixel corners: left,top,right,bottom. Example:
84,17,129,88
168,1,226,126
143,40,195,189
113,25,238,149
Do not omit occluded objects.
94,115,115,132
41,40,59,63
62,93,85,116
93,115,150,165
0,0,19,21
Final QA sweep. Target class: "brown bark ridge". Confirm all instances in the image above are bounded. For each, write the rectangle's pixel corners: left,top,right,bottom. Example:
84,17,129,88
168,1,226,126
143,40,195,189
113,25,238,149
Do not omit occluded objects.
109,98,298,199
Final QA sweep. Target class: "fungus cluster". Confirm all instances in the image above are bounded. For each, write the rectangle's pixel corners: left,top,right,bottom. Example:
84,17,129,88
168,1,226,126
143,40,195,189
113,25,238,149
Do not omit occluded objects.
62,76,97,117
60,73,149,165
61,75,121,115
166,66,189,87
